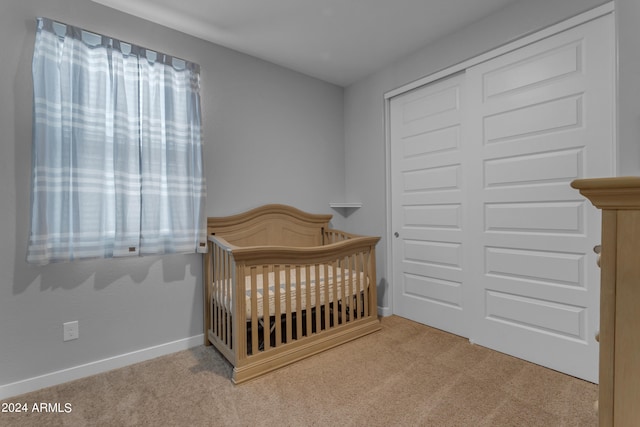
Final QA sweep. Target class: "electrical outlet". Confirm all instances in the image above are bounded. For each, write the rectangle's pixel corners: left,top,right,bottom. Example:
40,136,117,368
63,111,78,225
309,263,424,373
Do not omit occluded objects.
63,321,79,342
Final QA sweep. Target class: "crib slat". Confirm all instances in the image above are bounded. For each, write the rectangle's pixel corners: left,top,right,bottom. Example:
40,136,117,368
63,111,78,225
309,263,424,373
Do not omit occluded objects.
349,253,360,319
219,246,224,341
362,251,370,318
341,256,347,324
369,244,377,318
214,242,219,342
226,249,232,345
357,253,362,318
204,242,212,346
250,267,259,355
222,246,228,344
315,264,321,333
295,266,302,339
351,253,356,320
350,254,356,322
213,244,219,337
285,265,292,343
216,245,222,342
331,260,339,325
262,265,270,352
215,243,222,342
236,264,246,359
351,254,357,321
274,265,282,347
305,264,312,336
324,263,331,331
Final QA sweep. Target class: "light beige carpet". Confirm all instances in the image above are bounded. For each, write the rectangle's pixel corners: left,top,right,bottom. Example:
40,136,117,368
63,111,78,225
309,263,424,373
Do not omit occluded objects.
1,316,597,426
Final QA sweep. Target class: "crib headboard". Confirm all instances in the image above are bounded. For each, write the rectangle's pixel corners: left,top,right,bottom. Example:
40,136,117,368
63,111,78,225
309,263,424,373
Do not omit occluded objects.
207,204,332,247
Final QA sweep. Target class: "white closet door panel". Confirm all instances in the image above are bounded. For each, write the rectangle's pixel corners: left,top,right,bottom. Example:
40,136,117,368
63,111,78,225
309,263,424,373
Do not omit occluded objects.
485,201,584,234
466,14,614,382
484,148,584,188
391,73,469,337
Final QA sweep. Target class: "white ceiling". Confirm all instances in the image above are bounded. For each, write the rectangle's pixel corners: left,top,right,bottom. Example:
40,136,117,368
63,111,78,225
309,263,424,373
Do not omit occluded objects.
91,0,520,86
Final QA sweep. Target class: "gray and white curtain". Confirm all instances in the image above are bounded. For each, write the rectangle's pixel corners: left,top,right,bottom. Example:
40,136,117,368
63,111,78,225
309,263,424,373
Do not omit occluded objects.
27,17,207,265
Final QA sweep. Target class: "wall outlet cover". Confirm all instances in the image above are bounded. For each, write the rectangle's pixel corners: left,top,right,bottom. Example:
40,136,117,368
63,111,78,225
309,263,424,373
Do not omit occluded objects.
63,321,79,342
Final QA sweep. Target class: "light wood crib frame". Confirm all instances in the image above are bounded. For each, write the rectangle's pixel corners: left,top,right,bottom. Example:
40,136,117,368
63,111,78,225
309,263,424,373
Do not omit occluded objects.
203,204,381,383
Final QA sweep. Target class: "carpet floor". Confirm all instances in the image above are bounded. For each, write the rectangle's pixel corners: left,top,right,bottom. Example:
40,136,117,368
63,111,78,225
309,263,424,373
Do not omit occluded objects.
0,315,598,426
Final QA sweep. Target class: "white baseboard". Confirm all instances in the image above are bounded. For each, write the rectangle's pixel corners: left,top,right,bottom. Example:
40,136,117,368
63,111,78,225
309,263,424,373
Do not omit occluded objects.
0,334,204,400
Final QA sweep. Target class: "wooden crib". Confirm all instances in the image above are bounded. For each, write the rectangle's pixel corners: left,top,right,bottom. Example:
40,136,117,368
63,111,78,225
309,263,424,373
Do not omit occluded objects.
203,204,381,383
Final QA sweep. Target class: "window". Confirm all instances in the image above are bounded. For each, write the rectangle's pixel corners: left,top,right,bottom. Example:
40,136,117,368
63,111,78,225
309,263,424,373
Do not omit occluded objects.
27,17,207,265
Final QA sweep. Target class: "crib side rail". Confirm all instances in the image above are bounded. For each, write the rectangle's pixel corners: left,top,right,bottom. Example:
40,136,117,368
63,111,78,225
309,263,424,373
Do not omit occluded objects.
230,235,380,266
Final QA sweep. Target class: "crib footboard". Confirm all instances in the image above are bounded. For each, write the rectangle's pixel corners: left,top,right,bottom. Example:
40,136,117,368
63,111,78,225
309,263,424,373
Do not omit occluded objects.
205,233,381,383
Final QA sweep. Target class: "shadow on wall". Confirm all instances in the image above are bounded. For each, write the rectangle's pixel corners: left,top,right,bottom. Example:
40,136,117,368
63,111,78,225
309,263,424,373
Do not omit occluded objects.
11,19,40,295
377,277,388,313
13,254,202,295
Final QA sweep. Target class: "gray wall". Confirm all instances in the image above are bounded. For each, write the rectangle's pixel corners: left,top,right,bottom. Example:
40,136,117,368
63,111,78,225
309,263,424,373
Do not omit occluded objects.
616,0,640,177
343,0,615,312
0,0,345,390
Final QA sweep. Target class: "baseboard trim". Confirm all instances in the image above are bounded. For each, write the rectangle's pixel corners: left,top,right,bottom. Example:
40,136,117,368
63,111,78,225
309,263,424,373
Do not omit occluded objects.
0,334,204,400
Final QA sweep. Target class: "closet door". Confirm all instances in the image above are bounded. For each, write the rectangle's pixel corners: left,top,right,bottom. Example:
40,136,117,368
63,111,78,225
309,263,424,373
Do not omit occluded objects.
390,73,470,337
389,13,614,382
465,14,614,382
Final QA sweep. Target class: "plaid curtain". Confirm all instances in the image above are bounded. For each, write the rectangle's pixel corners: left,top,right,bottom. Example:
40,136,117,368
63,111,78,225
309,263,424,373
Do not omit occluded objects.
27,17,206,264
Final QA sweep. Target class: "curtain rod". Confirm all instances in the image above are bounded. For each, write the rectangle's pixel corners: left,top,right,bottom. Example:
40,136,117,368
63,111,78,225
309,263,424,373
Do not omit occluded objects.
37,17,200,73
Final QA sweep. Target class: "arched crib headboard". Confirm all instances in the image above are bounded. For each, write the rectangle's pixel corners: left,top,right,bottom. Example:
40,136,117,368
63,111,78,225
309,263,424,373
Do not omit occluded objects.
207,204,332,247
